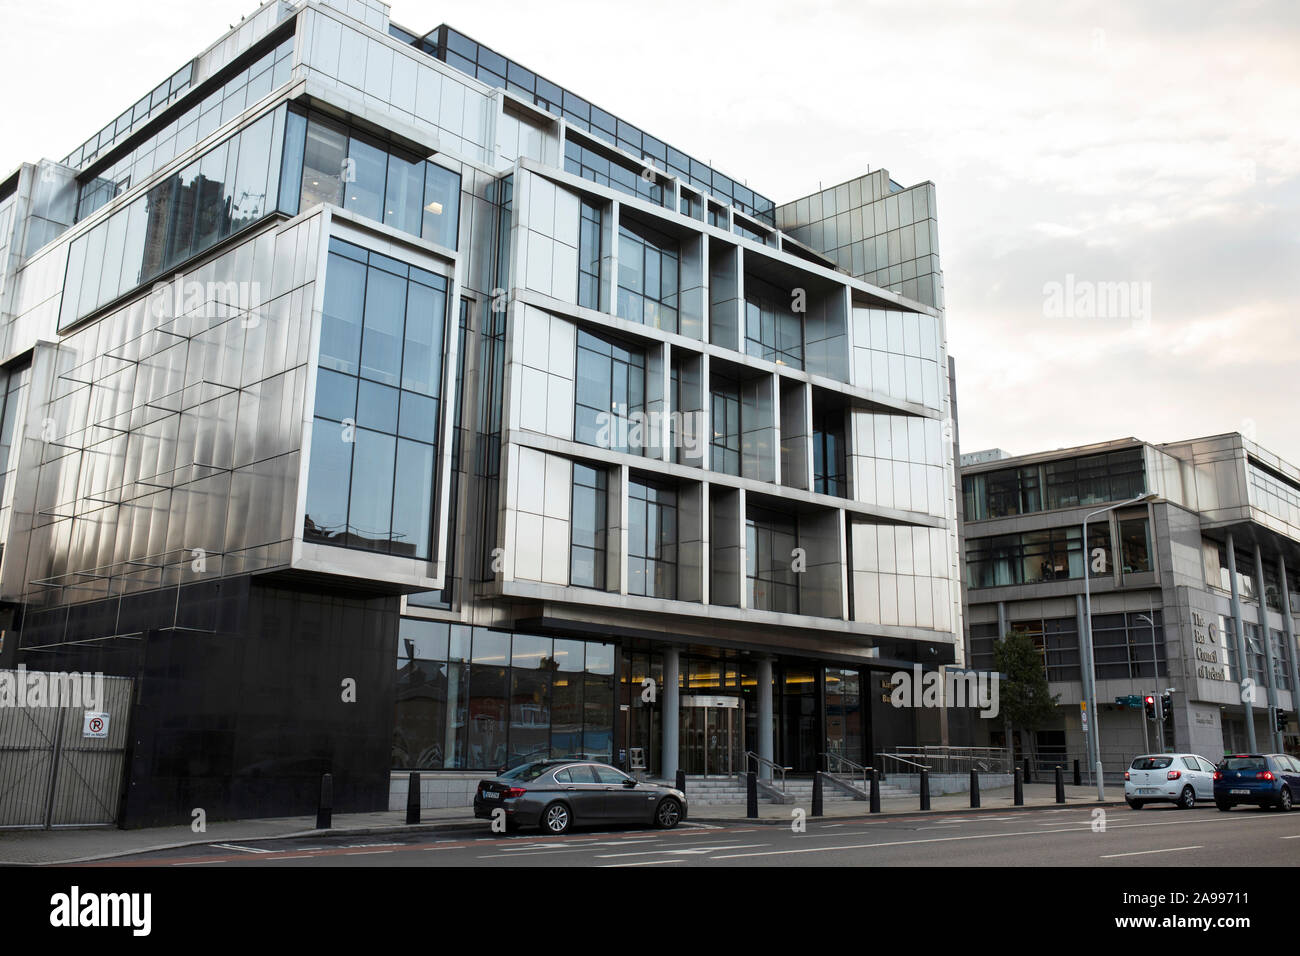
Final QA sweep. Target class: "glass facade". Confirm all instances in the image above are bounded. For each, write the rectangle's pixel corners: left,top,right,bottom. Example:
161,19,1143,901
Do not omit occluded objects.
393,619,615,770
747,506,798,613
574,329,647,455
59,105,286,331
577,199,603,310
565,139,664,208
965,525,1112,588
628,477,678,600
412,25,776,224
963,447,1145,521
1248,460,1300,530
968,611,1165,683
75,37,294,221
569,463,609,590
744,274,803,368
280,109,461,250
304,238,447,559
616,218,679,332
812,404,847,497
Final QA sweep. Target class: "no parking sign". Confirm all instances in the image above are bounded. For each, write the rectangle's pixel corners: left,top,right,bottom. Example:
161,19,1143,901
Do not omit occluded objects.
83,712,109,738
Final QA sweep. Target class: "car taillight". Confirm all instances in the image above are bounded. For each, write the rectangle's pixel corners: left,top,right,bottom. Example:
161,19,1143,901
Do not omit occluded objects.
1256,771,1274,781
505,787,527,798
1213,771,1222,781
1124,771,1130,780
1167,770,1181,780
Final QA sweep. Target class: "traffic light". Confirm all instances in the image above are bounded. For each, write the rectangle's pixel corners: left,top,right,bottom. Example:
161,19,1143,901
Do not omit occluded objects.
1144,695,1156,720
1278,710,1290,733
1161,693,1173,722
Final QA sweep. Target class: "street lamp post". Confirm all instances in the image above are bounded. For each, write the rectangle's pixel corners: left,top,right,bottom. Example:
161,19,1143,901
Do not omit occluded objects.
1136,610,1162,751
1082,492,1158,800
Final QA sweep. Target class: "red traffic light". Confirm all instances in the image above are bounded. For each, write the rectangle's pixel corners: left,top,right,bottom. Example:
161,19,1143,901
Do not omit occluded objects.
1145,696,1154,704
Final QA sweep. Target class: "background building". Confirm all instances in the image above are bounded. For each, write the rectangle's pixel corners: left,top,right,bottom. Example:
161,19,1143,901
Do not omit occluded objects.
962,433,1300,774
0,0,961,824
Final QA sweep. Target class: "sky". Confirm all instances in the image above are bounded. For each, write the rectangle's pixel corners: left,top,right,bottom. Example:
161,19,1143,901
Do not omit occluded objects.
2,0,1297,462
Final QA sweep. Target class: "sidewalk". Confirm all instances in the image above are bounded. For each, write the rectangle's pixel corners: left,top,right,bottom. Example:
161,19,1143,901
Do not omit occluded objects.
0,783,1116,865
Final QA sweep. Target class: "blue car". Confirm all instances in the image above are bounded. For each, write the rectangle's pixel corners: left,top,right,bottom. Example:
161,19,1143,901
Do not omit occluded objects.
1213,753,1300,811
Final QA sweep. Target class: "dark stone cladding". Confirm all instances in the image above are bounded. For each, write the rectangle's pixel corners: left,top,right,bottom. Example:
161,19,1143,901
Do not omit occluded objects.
15,575,398,827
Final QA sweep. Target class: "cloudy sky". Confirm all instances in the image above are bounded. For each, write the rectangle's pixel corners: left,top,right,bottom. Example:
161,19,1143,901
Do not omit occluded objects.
3,0,1296,461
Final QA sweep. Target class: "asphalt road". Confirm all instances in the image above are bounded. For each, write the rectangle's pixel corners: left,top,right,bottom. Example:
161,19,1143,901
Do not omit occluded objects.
82,802,1300,867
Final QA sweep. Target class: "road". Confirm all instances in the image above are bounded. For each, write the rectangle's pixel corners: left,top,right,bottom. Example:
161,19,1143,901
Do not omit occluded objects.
83,803,1300,867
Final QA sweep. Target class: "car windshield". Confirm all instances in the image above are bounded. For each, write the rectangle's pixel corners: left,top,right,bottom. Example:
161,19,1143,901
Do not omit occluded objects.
1221,756,1267,771
1130,756,1172,770
499,762,556,781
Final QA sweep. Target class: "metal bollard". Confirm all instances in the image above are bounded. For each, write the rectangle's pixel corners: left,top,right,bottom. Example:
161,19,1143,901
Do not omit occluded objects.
919,768,931,810
746,771,758,819
869,768,881,814
1073,759,1081,787
406,771,420,825
969,770,980,808
1055,765,1066,804
1023,757,1032,784
1013,767,1024,806
675,768,686,794
317,772,333,830
812,773,824,817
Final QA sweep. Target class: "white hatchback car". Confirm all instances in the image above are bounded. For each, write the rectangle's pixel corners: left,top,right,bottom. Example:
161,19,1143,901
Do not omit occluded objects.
1125,753,1218,809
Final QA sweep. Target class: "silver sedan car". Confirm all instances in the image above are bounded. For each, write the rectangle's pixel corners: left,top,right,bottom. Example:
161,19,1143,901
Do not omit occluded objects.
473,759,687,834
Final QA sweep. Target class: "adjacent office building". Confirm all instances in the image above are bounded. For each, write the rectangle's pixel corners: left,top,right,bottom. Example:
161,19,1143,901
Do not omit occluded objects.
0,0,961,823
962,434,1300,770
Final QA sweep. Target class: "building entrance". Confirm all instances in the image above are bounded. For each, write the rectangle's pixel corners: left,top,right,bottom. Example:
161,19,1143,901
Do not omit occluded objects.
681,695,744,776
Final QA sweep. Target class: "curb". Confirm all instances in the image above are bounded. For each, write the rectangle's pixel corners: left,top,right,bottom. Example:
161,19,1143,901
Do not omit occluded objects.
688,799,1124,826
3,818,485,867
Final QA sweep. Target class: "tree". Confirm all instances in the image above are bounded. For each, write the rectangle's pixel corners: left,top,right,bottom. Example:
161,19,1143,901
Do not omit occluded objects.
994,626,1059,765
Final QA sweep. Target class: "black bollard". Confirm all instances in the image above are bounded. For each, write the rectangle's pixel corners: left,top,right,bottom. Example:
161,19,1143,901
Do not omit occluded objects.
919,768,931,810
675,768,686,794
746,771,758,819
869,768,881,814
1013,767,1024,806
1023,757,1032,784
969,770,980,808
812,773,824,817
1073,758,1081,787
317,772,333,830
406,771,420,825
1055,765,1065,804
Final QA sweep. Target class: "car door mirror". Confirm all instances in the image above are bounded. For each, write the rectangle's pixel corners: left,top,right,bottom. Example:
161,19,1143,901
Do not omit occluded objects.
622,778,637,788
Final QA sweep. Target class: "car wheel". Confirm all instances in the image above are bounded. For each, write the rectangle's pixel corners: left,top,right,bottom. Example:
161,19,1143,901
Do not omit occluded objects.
655,797,682,829
541,801,572,834
1178,786,1195,810
1215,800,1233,812
1125,798,1143,810
1278,787,1293,812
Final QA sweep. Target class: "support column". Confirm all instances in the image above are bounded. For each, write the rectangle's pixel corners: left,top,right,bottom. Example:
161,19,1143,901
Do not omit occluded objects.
662,647,680,781
1226,533,1257,752
758,657,774,782
1279,552,1299,727
1254,543,1281,751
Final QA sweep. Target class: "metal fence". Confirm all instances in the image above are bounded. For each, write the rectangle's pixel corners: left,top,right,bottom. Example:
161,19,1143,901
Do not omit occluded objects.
0,670,133,828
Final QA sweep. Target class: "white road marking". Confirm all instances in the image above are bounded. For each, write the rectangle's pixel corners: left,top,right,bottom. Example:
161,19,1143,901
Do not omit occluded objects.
1100,846,1203,859
210,843,272,853
597,844,767,859
598,859,686,867
710,815,1254,861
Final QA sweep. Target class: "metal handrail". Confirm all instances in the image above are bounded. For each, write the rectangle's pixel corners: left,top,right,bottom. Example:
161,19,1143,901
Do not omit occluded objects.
740,751,791,791
877,752,930,775
822,751,870,792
